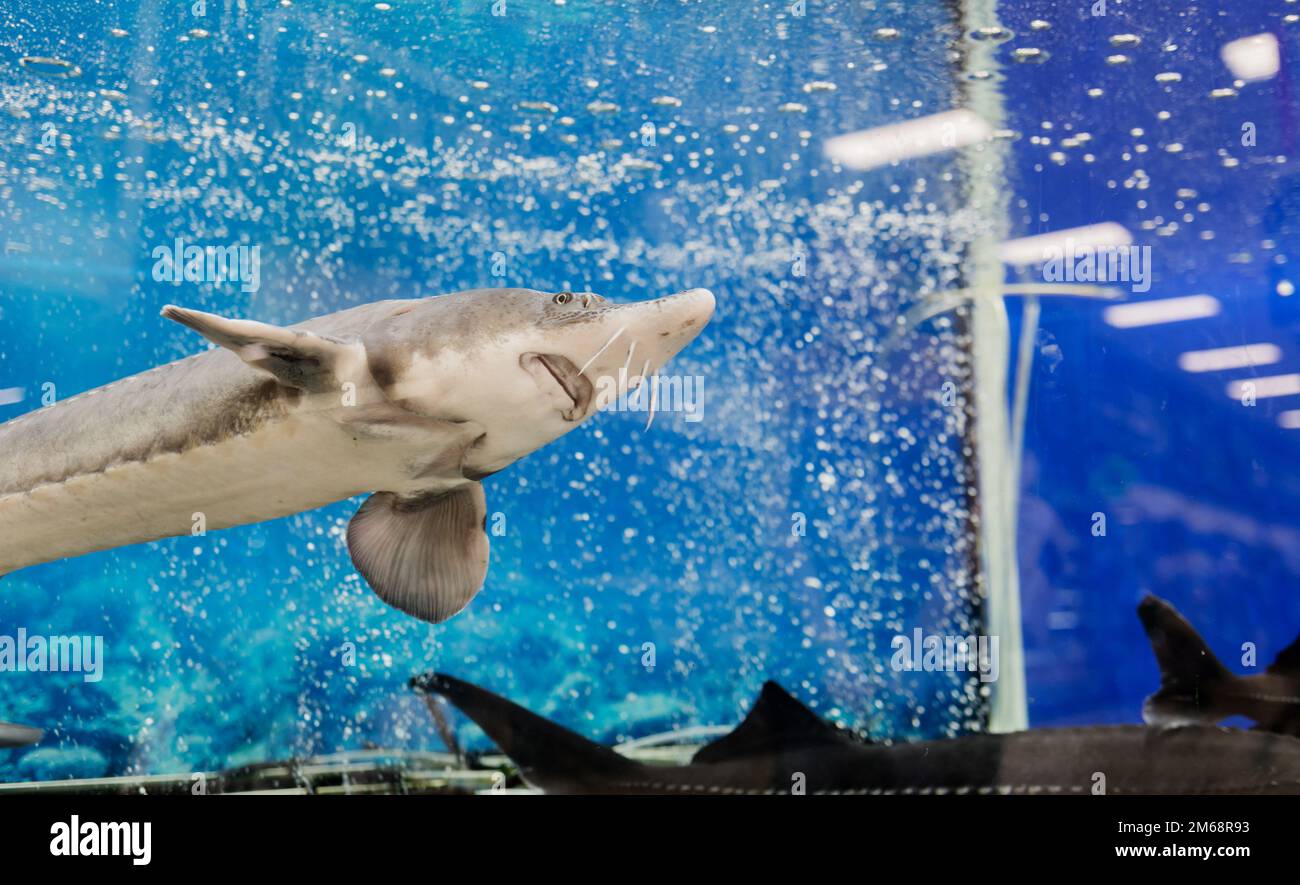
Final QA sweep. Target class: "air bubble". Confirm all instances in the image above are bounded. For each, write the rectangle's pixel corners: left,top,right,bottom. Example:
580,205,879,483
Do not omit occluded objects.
1011,47,1049,64
18,56,82,78
970,27,1013,42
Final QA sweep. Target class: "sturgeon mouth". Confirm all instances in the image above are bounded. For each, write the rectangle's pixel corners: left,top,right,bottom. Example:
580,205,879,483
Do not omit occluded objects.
520,353,594,421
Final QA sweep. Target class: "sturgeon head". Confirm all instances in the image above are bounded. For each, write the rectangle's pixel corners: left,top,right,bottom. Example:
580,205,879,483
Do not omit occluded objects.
358,286,716,478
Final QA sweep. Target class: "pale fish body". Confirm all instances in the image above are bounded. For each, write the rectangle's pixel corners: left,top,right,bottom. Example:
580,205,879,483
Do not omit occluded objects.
0,287,715,623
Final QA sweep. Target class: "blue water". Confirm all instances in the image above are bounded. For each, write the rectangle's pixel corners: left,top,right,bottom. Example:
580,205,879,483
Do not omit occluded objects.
3,0,1297,783
0,0,982,780
996,2,1300,725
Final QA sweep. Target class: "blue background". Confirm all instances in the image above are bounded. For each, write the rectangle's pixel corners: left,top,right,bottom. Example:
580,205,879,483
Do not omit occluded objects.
0,0,1296,780
0,0,982,779
996,1,1300,725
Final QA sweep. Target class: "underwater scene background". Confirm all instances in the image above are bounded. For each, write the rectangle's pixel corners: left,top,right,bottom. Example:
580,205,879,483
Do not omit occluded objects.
1,0,1298,781
0,0,983,779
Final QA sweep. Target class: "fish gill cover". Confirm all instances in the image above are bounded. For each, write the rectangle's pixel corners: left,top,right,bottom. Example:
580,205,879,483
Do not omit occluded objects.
0,0,983,780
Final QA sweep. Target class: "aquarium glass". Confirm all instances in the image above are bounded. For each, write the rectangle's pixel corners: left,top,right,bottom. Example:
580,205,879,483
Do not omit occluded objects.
0,0,990,780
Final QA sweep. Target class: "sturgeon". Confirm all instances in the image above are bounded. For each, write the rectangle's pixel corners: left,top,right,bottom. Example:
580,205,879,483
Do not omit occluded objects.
0,287,715,623
413,673,1300,795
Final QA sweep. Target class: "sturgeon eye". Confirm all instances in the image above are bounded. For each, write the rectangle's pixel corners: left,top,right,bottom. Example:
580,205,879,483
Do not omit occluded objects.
553,291,574,305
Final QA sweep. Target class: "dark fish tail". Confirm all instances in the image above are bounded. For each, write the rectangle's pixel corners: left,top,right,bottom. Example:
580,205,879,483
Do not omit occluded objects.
1138,594,1236,725
411,672,638,793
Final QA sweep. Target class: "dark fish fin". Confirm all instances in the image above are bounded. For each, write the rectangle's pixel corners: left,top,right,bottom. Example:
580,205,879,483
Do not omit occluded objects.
1137,594,1233,725
1266,632,1300,677
162,304,360,392
413,673,636,792
347,485,490,624
692,681,864,765
0,720,43,748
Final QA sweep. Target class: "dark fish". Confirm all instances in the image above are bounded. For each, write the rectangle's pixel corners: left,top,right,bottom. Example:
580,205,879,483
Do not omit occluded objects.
1138,593,1300,735
0,720,42,749
413,673,1300,795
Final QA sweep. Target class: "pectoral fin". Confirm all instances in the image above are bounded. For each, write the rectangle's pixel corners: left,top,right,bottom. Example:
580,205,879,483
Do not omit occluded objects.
346,484,490,624
162,305,359,392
